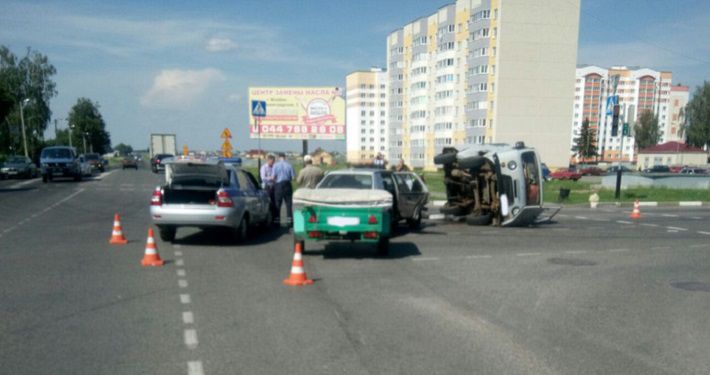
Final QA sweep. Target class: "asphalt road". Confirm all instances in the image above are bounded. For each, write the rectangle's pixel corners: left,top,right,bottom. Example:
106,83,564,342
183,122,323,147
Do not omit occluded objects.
1,168,709,374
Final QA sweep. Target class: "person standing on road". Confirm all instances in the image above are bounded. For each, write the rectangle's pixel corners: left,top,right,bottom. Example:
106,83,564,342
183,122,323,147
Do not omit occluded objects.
296,155,325,189
394,158,410,172
260,154,277,223
272,153,295,225
373,153,385,169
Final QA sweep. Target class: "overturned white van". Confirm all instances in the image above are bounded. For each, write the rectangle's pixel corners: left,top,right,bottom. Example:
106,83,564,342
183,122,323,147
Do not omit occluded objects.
434,142,558,227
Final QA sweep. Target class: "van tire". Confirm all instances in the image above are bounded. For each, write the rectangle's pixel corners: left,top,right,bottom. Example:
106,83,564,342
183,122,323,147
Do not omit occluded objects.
434,152,457,165
458,155,485,169
465,212,492,226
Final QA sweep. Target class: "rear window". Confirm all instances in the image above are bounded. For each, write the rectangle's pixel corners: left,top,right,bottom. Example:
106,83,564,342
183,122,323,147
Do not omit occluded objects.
41,148,73,159
318,174,373,189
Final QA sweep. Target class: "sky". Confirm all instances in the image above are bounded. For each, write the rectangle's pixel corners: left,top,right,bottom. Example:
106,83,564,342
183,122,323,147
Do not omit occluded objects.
1,0,709,153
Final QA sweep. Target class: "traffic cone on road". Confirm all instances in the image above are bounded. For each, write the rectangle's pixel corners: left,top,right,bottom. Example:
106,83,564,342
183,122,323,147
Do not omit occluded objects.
283,241,313,286
630,200,641,219
108,214,128,245
141,228,165,267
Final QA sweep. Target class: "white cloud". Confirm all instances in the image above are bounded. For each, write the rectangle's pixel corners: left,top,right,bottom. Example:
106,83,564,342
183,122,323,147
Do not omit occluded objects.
141,68,225,109
205,37,238,52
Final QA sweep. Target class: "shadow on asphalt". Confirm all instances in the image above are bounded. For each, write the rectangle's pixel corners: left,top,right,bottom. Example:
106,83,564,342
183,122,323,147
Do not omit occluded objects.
304,241,421,260
172,225,290,247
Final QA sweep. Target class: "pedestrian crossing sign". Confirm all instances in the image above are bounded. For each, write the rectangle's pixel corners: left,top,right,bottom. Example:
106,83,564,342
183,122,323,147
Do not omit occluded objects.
251,100,267,117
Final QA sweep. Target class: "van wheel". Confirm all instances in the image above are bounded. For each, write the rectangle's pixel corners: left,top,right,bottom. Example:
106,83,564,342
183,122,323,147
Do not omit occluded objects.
376,237,389,256
465,212,492,226
159,226,176,242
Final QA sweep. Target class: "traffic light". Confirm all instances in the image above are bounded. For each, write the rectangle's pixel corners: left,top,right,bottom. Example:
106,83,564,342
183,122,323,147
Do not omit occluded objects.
611,104,620,136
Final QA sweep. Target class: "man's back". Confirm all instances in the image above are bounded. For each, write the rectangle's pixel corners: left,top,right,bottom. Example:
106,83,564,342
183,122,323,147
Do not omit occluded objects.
297,165,325,189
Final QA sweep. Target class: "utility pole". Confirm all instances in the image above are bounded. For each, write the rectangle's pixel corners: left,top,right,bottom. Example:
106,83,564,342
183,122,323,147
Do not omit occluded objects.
19,98,30,158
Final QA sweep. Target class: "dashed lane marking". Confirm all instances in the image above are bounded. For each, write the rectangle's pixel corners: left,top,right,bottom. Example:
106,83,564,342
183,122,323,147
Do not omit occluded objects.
574,216,588,220
413,257,439,261
0,188,84,239
178,279,188,288
667,226,688,231
184,329,198,349
641,223,659,227
174,250,183,256
183,311,194,324
617,220,633,225
187,361,204,375
516,252,541,257
176,259,185,266
8,177,39,189
177,269,186,277
691,216,703,220
667,230,678,233
180,294,191,304
690,244,707,249
565,250,587,254
465,255,493,259
698,231,710,236
174,244,183,249
662,214,679,218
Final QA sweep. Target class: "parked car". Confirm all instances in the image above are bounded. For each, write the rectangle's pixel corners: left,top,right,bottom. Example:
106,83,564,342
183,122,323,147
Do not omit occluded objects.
679,167,706,175
549,168,583,181
122,155,139,169
0,155,38,179
579,166,604,176
84,153,105,172
77,155,94,177
541,163,551,181
39,146,83,182
669,165,685,173
150,157,272,242
606,165,633,174
293,169,429,255
151,154,174,173
642,165,670,173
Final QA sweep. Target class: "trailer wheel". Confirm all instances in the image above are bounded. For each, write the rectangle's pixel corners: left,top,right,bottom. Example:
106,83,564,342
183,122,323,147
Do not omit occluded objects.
465,212,492,226
376,237,389,256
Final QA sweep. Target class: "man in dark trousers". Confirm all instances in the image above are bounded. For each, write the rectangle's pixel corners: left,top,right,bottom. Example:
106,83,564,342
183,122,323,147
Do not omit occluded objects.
259,154,277,224
272,153,295,225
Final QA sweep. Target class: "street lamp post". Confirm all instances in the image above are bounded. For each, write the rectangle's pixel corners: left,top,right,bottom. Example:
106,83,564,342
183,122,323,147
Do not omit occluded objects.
19,98,30,158
69,124,74,149
82,132,88,154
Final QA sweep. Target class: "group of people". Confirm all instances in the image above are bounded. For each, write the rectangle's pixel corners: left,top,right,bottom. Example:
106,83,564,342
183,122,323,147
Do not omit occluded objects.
259,153,410,226
259,153,325,226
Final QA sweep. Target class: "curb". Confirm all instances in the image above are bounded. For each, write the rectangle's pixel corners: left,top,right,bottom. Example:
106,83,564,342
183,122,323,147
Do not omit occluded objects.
559,201,707,208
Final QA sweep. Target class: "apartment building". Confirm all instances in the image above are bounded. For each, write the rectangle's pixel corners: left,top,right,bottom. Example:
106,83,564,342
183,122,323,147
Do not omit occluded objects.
571,65,677,162
667,85,689,143
387,0,579,170
345,68,388,163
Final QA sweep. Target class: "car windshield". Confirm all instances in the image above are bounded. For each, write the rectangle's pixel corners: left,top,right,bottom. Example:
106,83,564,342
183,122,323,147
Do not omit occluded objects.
318,174,373,189
41,148,72,159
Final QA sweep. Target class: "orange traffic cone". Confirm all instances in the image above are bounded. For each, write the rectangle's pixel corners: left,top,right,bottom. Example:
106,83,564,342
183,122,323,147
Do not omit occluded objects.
141,228,165,267
630,200,641,219
109,214,128,244
283,241,313,286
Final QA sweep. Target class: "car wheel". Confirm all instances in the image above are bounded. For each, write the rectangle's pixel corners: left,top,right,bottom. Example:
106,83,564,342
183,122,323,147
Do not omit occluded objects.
465,212,493,226
262,210,273,229
234,215,249,241
159,226,176,242
434,151,457,165
74,173,82,182
407,208,422,230
42,174,48,183
376,237,389,256
458,155,485,169
439,203,467,216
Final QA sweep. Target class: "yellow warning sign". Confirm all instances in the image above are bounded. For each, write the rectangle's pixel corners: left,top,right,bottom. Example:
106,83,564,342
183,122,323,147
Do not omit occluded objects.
221,139,232,158
220,128,232,139
183,145,188,156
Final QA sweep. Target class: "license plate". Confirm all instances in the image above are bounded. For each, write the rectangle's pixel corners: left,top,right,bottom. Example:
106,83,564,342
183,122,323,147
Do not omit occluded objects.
327,216,360,227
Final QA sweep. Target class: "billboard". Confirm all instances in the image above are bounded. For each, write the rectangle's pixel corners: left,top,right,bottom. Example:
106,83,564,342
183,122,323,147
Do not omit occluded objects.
248,87,345,140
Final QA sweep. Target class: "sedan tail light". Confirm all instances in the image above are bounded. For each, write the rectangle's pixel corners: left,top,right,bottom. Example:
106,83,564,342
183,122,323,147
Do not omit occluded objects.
150,188,162,206
216,189,233,207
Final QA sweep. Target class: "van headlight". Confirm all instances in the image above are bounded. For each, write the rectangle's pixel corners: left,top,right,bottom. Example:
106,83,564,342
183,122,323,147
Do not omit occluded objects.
507,161,517,170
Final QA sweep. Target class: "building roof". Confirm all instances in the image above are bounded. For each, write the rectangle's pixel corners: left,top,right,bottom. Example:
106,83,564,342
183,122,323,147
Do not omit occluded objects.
638,142,706,154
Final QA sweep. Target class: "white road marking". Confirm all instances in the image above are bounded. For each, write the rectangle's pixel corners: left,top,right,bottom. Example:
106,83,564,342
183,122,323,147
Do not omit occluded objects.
92,170,117,180
667,226,688,231
432,200,446,207
591,218,609,222
187,361,204,375
413,257,439,261
184,329,198,349
180,294,191,304
574,216,588,220
661,214,678,218
691,216,702,220
0,189,83,241
428,214,445,220
698,231,710,236
516,252,541,257
679,201,702,207
608,248,629,253
174,244,183,249
177,269,186,277
182,311,194,324
465,255,493,259
616,220,633,225
689,244,706,248
9,178,39,189
638,201,658,207
652,246,670,250
176,259,185,266
174,250,183,256
178,279,188,288
565,250,587,254
667,230,678,233
641,223,658,227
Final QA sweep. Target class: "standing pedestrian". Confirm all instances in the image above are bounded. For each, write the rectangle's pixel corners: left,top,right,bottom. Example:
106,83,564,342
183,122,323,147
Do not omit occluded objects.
296,155,325,189
374,153,385,169
394,158,410,172
260,154,277,223
272,152,295,225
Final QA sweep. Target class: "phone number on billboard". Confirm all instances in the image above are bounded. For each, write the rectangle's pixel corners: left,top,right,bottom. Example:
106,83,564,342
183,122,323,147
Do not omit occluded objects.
251,124,344,135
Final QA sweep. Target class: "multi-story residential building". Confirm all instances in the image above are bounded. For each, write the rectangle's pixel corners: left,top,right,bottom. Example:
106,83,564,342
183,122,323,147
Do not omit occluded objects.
571,65,676,162
345,68,388,163
667,85,689,143
387,0,579,170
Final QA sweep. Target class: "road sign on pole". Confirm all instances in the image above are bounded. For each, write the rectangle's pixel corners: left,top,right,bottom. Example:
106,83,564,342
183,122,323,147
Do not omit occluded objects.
220,128,232,139
251,100,267,117
220,128,233,158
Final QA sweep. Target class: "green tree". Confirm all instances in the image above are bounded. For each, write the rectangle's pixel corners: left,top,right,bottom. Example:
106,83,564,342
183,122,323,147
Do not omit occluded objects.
633,110,660,150
572,117,597,160
684,81,710,149
113,143,133,156
0,46,57,157
67,98,111,154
